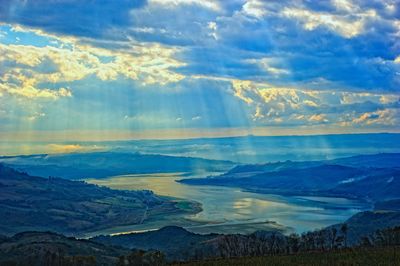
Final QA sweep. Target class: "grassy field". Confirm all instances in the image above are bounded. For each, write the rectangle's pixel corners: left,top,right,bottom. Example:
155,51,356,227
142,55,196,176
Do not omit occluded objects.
172,247,400,266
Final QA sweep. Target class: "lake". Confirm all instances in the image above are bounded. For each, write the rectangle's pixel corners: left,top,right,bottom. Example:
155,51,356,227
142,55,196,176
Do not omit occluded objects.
86,172,371,235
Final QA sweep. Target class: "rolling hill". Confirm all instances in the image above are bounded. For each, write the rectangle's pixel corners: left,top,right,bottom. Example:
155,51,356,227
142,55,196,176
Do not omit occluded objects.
0,164,198,236
0,151,234,180
179,153,400,201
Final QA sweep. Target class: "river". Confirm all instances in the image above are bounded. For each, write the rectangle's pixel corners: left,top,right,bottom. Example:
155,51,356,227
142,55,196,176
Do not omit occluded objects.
86,172,370,236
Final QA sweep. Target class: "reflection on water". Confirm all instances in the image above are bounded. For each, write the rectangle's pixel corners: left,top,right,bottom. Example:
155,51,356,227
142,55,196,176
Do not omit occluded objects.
86,173,371,234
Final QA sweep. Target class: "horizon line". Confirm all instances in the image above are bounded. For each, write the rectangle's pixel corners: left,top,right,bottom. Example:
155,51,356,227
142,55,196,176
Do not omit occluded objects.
1,127,399,142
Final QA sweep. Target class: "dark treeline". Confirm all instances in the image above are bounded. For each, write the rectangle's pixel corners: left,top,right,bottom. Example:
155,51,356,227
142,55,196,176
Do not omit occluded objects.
184,225,400,260
116,226,400,266
1,226,400,266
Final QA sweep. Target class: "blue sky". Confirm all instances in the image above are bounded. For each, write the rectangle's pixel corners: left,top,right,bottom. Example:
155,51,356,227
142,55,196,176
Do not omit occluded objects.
0,0,399,143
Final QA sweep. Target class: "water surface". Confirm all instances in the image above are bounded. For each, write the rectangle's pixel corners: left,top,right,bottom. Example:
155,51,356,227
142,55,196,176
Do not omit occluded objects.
87,173,370,235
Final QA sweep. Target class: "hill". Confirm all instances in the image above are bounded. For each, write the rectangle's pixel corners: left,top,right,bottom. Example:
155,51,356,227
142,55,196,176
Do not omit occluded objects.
0,151,234,180
92,210,400,262
0,164,198,236
333,211,400,245
179,153,400,202
0,210,399,265
0,231,128,266
92,226,218,262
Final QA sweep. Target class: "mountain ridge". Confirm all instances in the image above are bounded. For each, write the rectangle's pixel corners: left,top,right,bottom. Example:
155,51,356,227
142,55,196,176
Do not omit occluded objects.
0,151,235,179
179,153,400,202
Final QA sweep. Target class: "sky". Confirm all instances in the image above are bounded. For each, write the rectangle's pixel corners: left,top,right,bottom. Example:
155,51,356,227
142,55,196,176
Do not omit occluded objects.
0,0,399,143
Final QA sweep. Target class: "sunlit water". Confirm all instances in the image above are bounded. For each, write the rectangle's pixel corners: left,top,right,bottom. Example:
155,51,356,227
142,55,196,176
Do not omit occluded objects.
87,173,370,235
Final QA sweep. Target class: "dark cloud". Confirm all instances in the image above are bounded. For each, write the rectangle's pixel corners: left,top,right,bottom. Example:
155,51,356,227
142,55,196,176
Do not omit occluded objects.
188,0,400,92
0,0,147,38
1,0,399,96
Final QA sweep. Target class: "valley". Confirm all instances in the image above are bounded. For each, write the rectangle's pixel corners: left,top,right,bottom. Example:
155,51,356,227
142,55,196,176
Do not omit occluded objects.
86,173,369,236
0,145,399,265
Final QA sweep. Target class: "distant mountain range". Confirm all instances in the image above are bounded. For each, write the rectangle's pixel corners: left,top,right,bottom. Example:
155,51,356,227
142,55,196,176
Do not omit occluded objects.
179,153,400,202
0,151,234,179
46,133,398,164
0,165,198,236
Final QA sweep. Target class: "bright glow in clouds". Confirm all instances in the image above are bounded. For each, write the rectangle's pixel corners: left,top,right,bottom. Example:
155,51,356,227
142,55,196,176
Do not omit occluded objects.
230,79,399,126
0,0,399,143
0,27,184,101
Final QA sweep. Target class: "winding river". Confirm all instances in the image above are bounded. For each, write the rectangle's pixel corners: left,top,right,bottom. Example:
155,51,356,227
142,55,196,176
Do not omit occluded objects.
86,172,370,236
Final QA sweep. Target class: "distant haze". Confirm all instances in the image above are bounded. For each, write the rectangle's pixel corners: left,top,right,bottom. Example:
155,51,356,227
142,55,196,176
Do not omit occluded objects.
1,133,399,164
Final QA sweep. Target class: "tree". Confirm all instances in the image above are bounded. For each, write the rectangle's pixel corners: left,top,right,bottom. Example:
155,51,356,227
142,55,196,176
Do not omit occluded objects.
287,233,299,254
341,223,348,248
330,228,338,250
117,250,166,266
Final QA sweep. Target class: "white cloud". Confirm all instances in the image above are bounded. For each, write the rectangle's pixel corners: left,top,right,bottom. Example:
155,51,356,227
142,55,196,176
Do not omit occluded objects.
208,21,217,31
283,6,377,38
309,114,328,122
26,112,45,121
0,26,186,100
246,58,290,76
242,0,268,19
340,92,399,105
149,0,221,11
352,109,398,126
331,0,358,13
207,21,218,39
228,78,399,126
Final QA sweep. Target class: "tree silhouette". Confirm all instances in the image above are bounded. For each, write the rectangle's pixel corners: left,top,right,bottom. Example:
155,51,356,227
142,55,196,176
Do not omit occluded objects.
341,223,348,248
